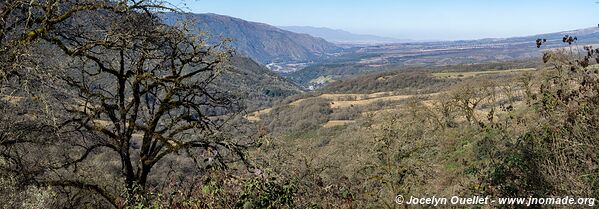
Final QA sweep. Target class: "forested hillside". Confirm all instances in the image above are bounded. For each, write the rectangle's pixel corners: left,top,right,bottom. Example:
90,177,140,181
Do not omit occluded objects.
1,0,597,208
219,57,302,111
250,52,599,207
162,13,341,64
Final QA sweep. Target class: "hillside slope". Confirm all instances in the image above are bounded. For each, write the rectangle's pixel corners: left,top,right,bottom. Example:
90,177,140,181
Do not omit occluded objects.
220,57,303,110
162,13,341,64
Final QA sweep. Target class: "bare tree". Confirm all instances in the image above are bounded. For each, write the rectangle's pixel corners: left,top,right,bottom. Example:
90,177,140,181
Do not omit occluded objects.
1,1,253,207
449,80,495,125
1,0,171,82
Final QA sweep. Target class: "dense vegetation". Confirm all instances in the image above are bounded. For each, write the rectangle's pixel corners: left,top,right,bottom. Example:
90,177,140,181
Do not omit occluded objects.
219,57,302,111
1,1,597,208
255,50,599,207
0,1,291,208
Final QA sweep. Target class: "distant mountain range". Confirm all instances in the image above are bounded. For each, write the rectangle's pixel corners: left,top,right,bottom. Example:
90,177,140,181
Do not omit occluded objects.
160,12,599,88
482,27,599,44
161,13,341,64
287,26,599,87
279,26,410,44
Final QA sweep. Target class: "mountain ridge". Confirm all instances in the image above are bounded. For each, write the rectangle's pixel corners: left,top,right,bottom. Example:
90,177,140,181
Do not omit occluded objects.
279,26,410,44
161,13,341,64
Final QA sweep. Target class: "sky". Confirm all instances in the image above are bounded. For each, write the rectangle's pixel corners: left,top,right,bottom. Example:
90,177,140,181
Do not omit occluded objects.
167,0,599,41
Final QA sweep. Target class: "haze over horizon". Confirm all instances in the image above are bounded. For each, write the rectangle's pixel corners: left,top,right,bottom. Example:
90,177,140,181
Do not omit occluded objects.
168,0,599,41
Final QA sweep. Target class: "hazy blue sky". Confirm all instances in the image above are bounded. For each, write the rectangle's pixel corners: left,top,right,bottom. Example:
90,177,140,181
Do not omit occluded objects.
167,0,599,40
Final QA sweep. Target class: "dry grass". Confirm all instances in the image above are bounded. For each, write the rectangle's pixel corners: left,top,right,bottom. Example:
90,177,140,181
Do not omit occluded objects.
329,95,412,109
309,76,335,85
328,92,440,109
322,120,356,128
289,92,396,107
432,68,536,79
245,108,272,121
92,120,112,128
319,92,395,100
253,92,432,122
1,95,24,105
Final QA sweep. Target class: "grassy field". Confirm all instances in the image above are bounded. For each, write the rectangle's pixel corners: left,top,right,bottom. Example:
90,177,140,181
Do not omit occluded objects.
245,108,272,121
1,95,24,104
289,92,414,107
255,65,567,207
322,120,356,128
328,95,412,108
249,68,535,128
309,75,336,85
432,68,537,79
